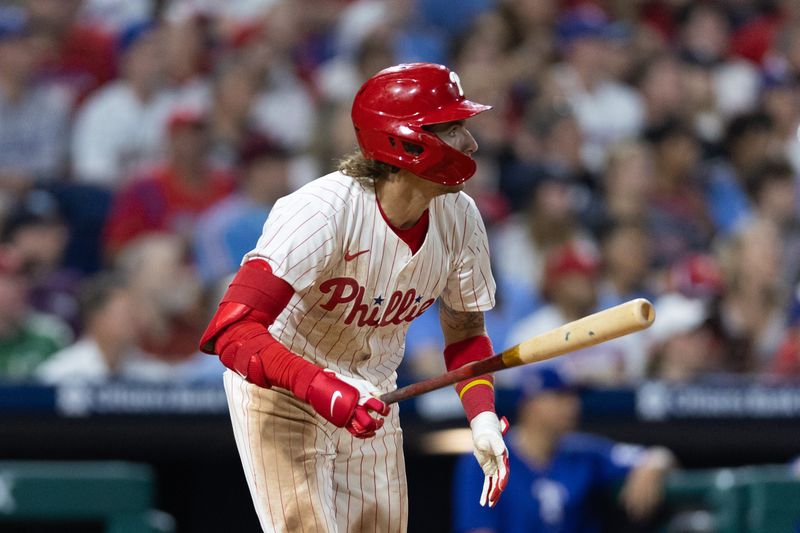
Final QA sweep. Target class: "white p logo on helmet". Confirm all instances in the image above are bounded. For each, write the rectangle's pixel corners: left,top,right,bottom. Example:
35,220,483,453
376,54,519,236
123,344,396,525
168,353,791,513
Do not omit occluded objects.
449,70,464,97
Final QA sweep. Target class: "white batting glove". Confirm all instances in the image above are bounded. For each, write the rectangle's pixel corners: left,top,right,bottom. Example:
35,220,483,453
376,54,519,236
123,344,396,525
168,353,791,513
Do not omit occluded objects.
469,411,510,507
332,372,383,405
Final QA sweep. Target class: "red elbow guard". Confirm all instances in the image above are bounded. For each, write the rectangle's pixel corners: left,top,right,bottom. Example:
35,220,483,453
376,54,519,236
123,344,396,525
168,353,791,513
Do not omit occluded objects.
199,259,294,354
444,335,496,421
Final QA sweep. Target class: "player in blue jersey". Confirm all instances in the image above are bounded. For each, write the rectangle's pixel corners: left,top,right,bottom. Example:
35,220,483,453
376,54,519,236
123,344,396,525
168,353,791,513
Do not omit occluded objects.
453,367,674,533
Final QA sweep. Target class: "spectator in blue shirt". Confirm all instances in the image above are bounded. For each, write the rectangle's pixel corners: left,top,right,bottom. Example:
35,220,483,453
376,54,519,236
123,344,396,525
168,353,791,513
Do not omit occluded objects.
0,6,70,198
453,368,674,533
192,133,291,287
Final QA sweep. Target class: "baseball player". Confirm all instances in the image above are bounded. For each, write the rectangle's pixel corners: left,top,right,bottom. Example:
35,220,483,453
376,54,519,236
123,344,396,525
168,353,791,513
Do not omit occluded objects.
453,368,673,533
200,63,509,532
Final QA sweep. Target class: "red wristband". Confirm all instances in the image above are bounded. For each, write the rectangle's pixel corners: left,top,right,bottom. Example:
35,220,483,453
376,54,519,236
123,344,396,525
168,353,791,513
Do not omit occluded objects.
443,335,496,421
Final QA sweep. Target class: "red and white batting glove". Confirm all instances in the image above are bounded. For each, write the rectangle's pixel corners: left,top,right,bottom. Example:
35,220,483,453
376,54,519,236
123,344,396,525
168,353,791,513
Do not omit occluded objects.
306,371,390,439
470,412,510,507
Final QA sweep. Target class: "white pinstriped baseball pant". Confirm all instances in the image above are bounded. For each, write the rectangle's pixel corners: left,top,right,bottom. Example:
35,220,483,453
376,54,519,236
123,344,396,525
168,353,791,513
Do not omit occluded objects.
224,370,408,533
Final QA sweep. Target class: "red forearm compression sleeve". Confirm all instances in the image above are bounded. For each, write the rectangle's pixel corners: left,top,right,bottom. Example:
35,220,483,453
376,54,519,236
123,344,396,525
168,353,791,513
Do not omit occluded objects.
214,317,320,399
443,335,496,421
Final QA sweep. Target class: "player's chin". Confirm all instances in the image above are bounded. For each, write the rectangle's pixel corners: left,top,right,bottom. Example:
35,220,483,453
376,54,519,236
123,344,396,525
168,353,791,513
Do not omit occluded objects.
439,183,465,195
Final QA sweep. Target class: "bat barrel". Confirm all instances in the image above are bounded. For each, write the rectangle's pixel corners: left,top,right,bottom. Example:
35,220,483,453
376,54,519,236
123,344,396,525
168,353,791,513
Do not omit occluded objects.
502,298,655,368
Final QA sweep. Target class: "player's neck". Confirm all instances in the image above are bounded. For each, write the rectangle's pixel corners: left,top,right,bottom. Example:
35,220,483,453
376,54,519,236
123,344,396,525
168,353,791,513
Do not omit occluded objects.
374,172,436,230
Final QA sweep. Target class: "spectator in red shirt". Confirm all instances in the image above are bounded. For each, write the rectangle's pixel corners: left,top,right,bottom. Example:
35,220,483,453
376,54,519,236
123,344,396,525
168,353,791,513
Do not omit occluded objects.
102,107,235,258
25,0,117,105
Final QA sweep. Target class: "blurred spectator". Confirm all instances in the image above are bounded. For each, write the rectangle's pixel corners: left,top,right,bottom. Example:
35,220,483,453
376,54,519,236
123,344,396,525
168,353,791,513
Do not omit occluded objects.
730,0,790,64
772,322,800,377
703,112,774,236
646,119,714,268
498,0,557,97
493,170,594,316
451,12,517,157
36,271,173,384
597,140,655,229
761,22,800,174
676,3,761,121
744,158,800,287
0,249,72,379
453,367,674,533
193,133,290,286
77,0,155,36
0,6,70,208
102,107,235,257
316,0,456,102
661,252,725,301
243,2,316,152
70,21,174,186
316,25,396,104
678,59,720,144
505,241,646,384
26,0,117,105
163,13,213,109
550,5,644,171
502,106,597,217
633,54,687,130
330,0,446,68
715,218,788,373
596,221,655,310
647,292,720,382
463,155,510,230
311,98,359,177
115,233,205,362
0,190,81,334
206,59,261,169
418,0,493,39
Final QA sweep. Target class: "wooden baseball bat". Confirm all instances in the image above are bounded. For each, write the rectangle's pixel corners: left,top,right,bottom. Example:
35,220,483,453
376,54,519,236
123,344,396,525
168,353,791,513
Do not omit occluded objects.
379,298,655,405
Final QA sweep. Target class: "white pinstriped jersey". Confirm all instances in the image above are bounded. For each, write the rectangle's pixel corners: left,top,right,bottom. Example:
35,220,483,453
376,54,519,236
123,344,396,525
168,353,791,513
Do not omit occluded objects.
244,171,496,391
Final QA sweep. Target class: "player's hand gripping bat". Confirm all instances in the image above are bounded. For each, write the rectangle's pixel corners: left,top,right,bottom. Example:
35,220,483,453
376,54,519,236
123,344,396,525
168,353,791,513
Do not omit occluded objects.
379,298,655,405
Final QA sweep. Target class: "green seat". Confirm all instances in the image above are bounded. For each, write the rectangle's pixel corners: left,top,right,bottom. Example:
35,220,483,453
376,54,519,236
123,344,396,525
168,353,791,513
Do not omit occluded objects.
0,461,173,533
664,465,800,533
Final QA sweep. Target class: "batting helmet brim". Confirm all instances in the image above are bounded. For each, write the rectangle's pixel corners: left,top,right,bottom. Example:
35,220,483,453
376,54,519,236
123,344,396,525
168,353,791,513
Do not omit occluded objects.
419,99,492,127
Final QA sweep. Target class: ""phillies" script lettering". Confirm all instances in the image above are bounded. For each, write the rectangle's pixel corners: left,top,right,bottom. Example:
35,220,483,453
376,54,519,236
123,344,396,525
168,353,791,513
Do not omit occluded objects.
319,277,435,327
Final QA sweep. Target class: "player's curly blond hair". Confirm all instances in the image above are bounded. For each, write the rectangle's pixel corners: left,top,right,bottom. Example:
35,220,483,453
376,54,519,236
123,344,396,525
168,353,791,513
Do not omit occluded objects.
338,150,397,181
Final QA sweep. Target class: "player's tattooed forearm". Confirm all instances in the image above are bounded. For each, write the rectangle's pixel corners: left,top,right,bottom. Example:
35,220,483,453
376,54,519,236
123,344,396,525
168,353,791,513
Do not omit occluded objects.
439,304,485,332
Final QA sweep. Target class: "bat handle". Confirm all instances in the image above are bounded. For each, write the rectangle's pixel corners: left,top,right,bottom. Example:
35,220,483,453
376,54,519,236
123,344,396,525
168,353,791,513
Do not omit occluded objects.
379,355,507,405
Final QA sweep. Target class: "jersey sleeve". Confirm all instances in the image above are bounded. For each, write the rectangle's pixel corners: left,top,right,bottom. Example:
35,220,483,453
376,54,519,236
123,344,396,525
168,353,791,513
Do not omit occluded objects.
441,196,496,313
452,453,498,533
243,194,340,292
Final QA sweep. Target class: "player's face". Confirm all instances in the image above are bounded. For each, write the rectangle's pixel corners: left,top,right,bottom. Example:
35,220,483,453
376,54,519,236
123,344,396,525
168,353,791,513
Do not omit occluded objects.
522,391,580,436
427,120,478,156
423,120,479,194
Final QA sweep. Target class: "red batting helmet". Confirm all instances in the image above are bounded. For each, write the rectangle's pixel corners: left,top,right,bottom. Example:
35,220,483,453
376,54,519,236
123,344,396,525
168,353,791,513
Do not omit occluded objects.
351,63,492,185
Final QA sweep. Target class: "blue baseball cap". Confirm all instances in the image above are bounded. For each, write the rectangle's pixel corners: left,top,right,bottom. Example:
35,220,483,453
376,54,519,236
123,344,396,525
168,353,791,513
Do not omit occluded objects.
117,20,157,55
0,6,28,41
556,6,613,47
518,367,576,401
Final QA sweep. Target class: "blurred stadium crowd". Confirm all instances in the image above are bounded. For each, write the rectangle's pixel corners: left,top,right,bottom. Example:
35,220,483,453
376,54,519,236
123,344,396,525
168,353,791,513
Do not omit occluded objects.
1,0,800,389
